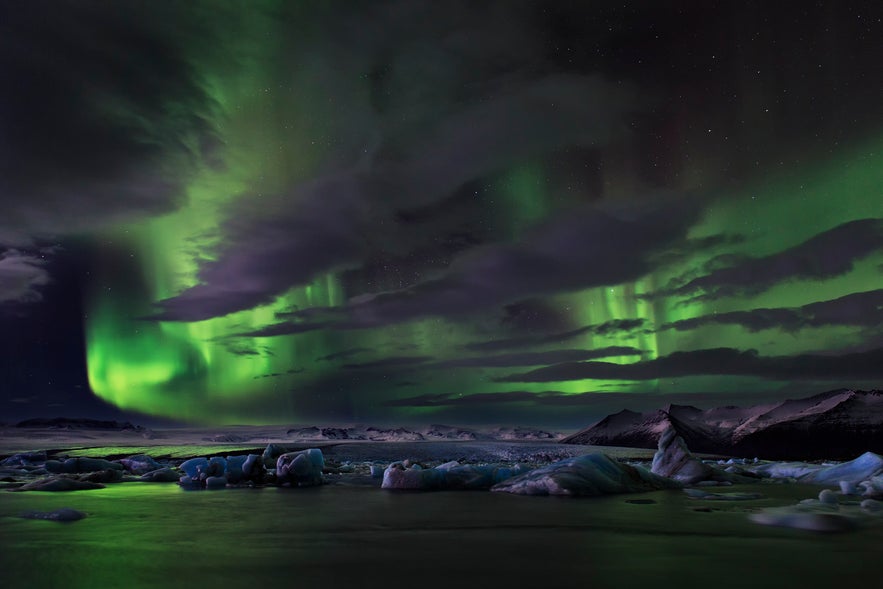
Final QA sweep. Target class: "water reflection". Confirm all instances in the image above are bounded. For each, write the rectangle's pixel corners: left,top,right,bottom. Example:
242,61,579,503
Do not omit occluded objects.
1,483,881,588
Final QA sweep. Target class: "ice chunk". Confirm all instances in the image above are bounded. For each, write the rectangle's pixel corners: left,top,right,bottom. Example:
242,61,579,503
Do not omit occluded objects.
381,461,528,490
683,489,762,500
276,448,324,487
750,510,856,533
799,452,883,485
224,455,248,483
382,463,438,489
179,458,209,479
262,443,290,468
207,457,226,477
749,461,823,479
242,454,261,477
651,427,716,484
491,453,680,497
859,475,883,498
818,489,839,505
205,475,228,489
861,499,882,513
119,455,161,475
839,480,859,495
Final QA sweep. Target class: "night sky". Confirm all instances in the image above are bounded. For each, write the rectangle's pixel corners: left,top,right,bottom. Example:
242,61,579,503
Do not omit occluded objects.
1,1,881,427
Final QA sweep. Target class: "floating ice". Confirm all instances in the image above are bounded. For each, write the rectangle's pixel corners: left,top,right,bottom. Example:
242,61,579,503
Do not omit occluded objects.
179,458,209,479
859,475,883,498
276,448,324,487
119,454,161,475
491,453,680,497
651,427,716,484
750,509,857,533
799,452,883,485
223,455,245,479
750,452,883,485
818,489,839,505
683,489,763,500
381,461,526,490
205,475,228,489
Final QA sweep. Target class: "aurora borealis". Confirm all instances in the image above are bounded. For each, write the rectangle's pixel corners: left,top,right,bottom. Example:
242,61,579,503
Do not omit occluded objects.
1,1,881,426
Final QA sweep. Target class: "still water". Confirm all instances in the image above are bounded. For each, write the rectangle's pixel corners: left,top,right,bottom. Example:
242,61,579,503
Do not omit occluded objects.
1,482,880,589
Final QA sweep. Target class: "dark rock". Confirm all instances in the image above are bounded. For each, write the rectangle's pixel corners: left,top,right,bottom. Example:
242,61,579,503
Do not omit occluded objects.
119,455,162,475
46,457,124,474
14,476,106,492
76,469,123,483
1,451,47,467
140,467,180,482
20,508,87,522
15,417,144,431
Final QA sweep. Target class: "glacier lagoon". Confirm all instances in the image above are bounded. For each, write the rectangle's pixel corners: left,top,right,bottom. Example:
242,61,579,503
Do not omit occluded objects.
2,481,881,589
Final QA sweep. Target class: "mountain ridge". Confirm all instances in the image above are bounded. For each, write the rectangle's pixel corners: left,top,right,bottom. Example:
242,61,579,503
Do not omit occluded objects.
563,389,883,460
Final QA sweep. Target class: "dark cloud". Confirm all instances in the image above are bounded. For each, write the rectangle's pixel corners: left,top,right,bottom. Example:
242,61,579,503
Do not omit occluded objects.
496,347,883,382
317,348,371,362
338,197,701,328
342,356,434,370
151,72,634,321
382,389,821,414
429,347,643,369
204,193,699,333
151,178,367,321
0,2,215,245
384,391,538,407
498,299,573,333
0,250,51,305
384,389,667,408
662,289,883,333
655,219,883,302
229,320,332,339
466,319,649,352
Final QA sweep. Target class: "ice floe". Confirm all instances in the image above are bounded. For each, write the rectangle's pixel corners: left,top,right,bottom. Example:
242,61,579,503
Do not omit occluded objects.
491,453,680,496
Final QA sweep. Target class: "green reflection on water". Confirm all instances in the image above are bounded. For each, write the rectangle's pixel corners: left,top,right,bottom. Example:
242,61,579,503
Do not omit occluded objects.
1,483,882,588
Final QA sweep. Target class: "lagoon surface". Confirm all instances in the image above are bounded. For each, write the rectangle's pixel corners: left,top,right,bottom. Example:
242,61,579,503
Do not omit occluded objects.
2,482,881,589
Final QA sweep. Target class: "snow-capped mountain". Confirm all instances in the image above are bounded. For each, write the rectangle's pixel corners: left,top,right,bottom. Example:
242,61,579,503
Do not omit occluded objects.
562,389,883,459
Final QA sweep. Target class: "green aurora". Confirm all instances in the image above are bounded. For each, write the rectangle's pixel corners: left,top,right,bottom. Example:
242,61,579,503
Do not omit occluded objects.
1,2,880,426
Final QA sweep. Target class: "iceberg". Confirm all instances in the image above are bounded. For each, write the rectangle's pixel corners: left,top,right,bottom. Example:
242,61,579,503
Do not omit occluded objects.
491,453,680,496
276,448,324,487
119,455,162,475
381,461,526,490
